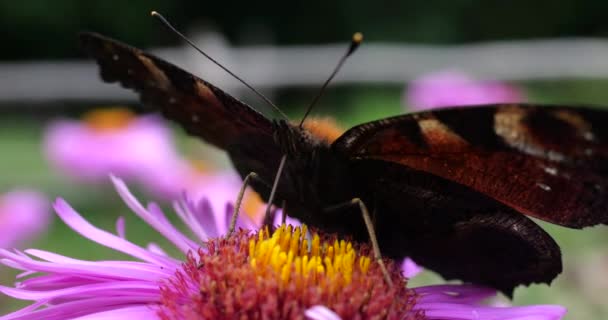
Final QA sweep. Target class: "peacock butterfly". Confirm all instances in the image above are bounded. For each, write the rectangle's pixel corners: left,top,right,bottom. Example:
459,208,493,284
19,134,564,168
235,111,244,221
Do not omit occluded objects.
79,32,608,296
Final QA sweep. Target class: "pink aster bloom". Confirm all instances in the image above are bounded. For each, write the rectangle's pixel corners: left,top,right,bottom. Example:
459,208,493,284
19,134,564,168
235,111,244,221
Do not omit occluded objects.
0,177,566,319
44,108,186,197
0,190,50,249
405,71,524,111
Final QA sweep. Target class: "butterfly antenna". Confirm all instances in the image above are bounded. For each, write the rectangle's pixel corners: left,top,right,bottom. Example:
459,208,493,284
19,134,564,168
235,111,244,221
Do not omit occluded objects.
262,33,363,222
298,32,363,128
151,11,289,120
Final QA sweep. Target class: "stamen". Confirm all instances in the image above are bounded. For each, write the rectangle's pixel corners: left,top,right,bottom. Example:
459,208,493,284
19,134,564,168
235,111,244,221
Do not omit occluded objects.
248,225,372,289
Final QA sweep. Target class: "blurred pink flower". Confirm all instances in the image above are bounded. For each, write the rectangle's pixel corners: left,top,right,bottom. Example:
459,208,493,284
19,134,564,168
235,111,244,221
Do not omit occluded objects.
44,108,187,198
0,190,50,248
405,71,524,111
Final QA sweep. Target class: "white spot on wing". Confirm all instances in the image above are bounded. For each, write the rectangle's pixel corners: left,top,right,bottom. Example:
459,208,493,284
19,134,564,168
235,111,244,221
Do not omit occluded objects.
112,54,119,61
543,166,558,176
344,135,358,146
191,114,200,123
536,182,552,191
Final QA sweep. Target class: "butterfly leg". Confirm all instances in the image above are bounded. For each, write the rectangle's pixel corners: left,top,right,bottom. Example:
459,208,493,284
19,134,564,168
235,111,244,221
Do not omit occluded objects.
324,198,394,288
226,172,259,239
261,200,288,227
281,200,287,224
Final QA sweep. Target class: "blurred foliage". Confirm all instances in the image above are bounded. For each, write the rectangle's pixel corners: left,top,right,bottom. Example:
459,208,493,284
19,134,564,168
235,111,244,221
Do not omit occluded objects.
3,0,608,60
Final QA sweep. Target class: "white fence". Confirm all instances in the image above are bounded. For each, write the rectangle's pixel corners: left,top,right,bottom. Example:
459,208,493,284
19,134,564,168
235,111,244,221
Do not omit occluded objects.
3,32,608,103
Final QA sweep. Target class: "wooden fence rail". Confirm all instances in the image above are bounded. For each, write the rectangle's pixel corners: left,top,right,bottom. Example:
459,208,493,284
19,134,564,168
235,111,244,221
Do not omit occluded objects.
2,33,608,104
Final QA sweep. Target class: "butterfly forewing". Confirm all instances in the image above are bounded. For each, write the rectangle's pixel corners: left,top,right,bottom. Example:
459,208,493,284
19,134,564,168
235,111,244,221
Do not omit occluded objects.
333,104,608,228
79,32,275,151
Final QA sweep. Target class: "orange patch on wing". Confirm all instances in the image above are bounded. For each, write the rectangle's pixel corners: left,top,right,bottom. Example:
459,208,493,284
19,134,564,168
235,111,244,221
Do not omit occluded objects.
300,117,345,144
138,53,171,90
194,80,217,103
418,117,470,152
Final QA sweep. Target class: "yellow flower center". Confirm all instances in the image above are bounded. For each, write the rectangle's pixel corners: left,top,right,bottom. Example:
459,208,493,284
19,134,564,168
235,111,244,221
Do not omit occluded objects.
160,226,419,319
83,107,135,131
248,224,371,292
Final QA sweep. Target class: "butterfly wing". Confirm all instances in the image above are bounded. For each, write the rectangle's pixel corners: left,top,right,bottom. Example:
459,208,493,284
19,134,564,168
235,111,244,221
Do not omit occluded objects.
349,159,561,296
407,208,561,296
79,32,274,151
80,32,288,191
333,104,608,228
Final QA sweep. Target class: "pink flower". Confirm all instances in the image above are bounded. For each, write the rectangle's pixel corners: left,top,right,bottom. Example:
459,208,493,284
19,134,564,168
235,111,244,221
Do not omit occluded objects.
405,71,524,111
0,191,50,249
44,108,186,198
0,177,566,319
168,170,298,227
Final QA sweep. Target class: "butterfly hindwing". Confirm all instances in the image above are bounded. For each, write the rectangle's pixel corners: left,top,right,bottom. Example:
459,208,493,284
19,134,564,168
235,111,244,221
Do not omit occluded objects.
408,209,562,297
333,104,608,228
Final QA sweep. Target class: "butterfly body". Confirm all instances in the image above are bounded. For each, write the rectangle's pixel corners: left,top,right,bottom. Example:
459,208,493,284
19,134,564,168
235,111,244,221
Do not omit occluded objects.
80,32,607,296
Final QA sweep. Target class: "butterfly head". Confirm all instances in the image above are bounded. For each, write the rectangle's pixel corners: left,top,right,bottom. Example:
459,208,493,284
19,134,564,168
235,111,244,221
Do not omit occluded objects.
273,120,322,157
272,117,345,156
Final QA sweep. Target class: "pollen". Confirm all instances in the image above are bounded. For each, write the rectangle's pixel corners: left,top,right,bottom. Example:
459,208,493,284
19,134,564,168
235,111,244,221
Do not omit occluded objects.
248,224,371,290
83,107,135,131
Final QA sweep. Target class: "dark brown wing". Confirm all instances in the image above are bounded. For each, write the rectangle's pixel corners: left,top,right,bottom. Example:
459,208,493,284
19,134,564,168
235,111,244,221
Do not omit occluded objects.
333,104,608,228
350,159,561,296
79,32,274,151
408,209,562,297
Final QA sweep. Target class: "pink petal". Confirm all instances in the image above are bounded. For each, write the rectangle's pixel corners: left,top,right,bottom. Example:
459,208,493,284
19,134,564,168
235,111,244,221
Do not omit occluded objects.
72,306,158,320
52,198,176,268
305,305,341,320
110,176,199,254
